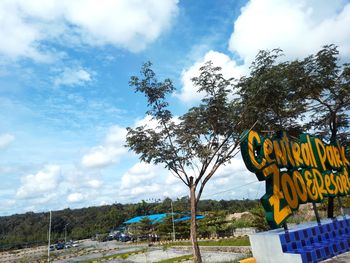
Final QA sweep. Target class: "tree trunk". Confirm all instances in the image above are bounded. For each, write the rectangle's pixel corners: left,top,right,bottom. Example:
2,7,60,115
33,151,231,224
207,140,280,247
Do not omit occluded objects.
189,177,202,263
328,126,337,219
327,196,334,218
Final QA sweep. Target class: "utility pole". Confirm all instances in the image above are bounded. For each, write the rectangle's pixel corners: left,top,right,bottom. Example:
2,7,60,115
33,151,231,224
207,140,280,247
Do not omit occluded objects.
171,200,176,241
47,210,52,263
64,223,69,243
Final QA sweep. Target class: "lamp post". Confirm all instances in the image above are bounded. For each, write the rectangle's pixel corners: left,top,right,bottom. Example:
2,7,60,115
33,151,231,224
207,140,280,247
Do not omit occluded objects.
64,223,69,243
171,200,176,241
47,210,52,263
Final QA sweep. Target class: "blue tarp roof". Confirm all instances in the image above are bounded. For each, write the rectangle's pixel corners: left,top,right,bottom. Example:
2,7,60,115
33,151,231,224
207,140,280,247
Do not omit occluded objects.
174,215,204,222
123,213,204,224
124,214,167,224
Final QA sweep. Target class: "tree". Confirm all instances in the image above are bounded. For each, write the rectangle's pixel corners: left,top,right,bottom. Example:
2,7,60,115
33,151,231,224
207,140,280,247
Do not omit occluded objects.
238,45,350,219
302,45,350,218
156,215,174,239
250,205,270,231
126,61,243,262
134,217,153,238
238,49,308,136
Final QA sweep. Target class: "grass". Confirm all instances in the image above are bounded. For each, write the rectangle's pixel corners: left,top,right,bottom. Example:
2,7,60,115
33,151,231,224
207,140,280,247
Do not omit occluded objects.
80,249,147,263
164,236,250,248
155,254,193,263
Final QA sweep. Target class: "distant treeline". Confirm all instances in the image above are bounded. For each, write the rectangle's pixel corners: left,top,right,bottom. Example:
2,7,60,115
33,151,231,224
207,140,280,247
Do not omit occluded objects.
0,197,258,250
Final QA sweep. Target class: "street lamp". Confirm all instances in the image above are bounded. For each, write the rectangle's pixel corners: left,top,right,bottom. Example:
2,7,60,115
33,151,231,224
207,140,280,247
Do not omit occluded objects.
47,210,52,263
171,200,176,242
64,223,69,243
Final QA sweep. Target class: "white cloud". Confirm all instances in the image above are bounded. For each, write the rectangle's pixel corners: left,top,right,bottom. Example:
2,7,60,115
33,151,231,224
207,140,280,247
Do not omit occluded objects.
134,115,158,129
67,192,84,203
229,0,350,64
0,1,49,61
16,165,61,199
54,67,92,87
0,133,15,149
0,0,179,60
10,164,108,213
30,194,57,205
0,200,16,214
177,50,245,103
178,1,350,105
129,184,162,196
87,179,102,189
120,163,158,189
118,162,188,202
201,157,262,200
117,156,261,203
81,125,127,168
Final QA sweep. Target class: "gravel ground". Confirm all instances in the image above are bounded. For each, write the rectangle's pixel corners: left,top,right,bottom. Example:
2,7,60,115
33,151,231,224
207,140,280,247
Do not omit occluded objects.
121,248,245,263
54,246,246,263
4,239,350,263
321,251,350,263
54,242,148,263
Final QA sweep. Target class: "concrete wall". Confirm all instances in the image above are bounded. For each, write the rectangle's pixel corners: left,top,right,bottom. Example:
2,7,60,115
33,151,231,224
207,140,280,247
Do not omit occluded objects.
249,229,302,263
233,227,257,237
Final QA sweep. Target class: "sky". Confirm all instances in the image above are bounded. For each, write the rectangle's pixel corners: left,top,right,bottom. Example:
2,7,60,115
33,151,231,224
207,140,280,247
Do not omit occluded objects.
1,0,350,216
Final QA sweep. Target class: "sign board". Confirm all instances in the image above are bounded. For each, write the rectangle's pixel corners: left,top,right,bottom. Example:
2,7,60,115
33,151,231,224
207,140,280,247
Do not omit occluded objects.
240,130,350,228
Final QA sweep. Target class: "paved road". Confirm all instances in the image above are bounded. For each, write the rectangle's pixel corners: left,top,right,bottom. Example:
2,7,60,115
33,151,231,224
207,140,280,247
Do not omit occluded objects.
3,239,350,263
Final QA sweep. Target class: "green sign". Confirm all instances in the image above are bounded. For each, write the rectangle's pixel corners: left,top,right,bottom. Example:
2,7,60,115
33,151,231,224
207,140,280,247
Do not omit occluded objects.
240,130,350,229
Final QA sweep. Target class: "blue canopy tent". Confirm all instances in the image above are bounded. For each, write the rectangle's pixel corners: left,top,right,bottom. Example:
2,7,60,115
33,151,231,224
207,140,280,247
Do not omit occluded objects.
123,214,167,225
123,213,204,225
174,215,204,222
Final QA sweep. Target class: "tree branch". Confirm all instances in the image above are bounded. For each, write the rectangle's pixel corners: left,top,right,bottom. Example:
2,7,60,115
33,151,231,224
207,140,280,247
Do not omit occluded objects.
195,131,233,186
154,101,190,185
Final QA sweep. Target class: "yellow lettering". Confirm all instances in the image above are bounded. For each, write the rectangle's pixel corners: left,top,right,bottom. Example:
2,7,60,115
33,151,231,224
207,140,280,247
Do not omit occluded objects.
312,169,326,200
240,130,350,229
268,195,292,225
336,176,344,194
304,170,318,201
315,138,327,171
325,174,334,195
293,170,308,203
330,173,339,195
273,140,288,167
333,146,343,167
301,143,312,167
338,143,350,167
264,164,292,225
341,175,349,194
282,133,295,167
281,173,298,209
247,131,266,170
263,139,275,164
307,135,317,168
292,142,303,167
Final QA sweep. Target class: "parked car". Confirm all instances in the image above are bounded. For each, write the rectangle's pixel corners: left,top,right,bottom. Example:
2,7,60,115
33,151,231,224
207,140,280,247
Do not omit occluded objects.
119,233,132,242
55,243,64,250
72,241,79,247
64,241,72,248
49,245,55,251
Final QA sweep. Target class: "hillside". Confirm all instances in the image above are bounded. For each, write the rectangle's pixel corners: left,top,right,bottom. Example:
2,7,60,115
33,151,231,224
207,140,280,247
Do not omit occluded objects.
0,198,259,250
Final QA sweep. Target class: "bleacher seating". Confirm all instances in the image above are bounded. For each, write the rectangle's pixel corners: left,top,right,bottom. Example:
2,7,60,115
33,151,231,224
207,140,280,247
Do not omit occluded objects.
279,218,350,262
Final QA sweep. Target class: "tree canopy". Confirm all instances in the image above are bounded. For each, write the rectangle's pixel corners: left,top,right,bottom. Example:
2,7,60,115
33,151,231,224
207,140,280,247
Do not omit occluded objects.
0,198,258,250
238,45,350,218
238,44,350,145
126,61,247,262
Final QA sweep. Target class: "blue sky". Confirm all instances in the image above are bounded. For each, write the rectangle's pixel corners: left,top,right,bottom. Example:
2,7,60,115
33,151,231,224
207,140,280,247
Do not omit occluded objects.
1,0,350,216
